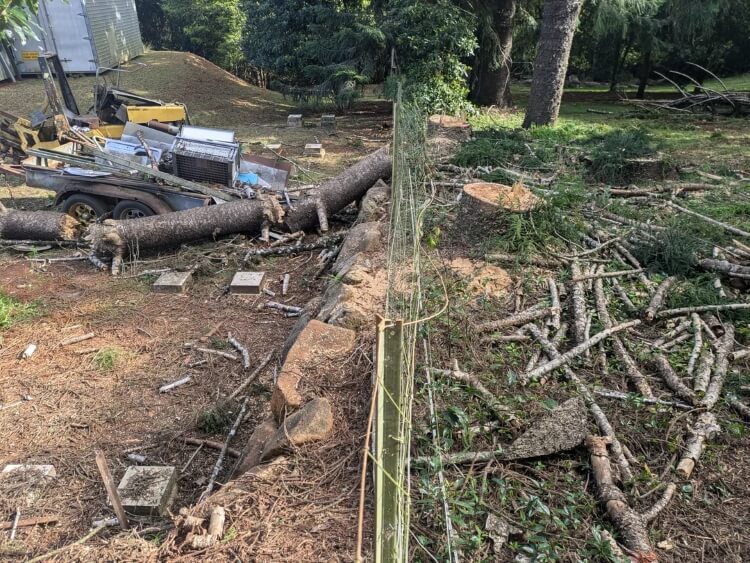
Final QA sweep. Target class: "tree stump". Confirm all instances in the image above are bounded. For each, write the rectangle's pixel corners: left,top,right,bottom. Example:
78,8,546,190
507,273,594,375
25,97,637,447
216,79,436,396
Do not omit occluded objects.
457,182,540,239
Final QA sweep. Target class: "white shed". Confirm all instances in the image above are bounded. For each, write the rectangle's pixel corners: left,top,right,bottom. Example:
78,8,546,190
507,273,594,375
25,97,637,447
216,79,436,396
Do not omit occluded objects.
11,0,144,75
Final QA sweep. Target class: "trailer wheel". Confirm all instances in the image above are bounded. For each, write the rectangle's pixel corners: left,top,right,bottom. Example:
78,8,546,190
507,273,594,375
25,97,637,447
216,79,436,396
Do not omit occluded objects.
62,194,109,225
113,200,156,220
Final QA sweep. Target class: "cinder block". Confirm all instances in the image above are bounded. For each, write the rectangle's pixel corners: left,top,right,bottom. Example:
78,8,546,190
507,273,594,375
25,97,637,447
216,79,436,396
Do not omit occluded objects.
320,114,336,128
2,464,57,478
153,271,192,293
287,114,303,128
117,466,177,516
304,143,325,158
230,271,266,295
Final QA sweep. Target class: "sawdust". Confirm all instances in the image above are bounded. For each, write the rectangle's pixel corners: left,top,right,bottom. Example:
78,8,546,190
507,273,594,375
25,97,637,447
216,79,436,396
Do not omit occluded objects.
449,257,512,298
464,181,540,212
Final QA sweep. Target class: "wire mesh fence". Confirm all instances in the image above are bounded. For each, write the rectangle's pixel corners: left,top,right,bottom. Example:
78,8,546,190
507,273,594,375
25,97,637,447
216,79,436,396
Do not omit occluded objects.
372,88,431,562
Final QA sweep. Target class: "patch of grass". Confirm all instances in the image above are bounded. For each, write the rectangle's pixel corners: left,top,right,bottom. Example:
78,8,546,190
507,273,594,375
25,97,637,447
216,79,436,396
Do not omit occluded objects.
630,221,708,276
0,292,40,330
92,347,125,371
209,337,229,350
197,401,239,434
584,127,659,183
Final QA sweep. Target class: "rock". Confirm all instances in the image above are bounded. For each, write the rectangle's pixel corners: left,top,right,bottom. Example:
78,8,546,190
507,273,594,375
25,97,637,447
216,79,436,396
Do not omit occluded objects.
567,74,581,86
270,372,304,422
271,320,356,421
503,398,588,460
238,417,279,474
332,222,383,273
485,513,522,555
357,179,391,223
117,466,177,516
261,398,334,460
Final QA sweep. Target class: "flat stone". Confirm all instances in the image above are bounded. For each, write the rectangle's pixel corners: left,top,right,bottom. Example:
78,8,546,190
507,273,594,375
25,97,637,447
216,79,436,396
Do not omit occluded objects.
271,319,356,421
264,143,282,151
320,114,336,128
502,398,588,460
153,271,192,293
2,464,57,478
261,398,334,460
238,417,279,474
117,466,177,516
230,271,266,295
304,143,325,158
287,114,303,128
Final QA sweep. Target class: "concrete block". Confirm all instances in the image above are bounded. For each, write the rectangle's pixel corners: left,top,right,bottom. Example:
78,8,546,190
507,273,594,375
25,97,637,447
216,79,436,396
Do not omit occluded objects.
2,464,57,478
287,114,303,128
117,466,177,516
304,143,325,158
153,271,192,293
230,271,266,295
320,114,336,128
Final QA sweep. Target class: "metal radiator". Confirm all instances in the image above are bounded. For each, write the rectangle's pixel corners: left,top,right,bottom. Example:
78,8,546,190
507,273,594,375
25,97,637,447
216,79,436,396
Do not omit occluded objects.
172,138,239,187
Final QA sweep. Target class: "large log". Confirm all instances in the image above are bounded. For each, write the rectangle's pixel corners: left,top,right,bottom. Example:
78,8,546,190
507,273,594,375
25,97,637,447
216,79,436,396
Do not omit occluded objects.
283,146,392,232
0,203,80,241
86,147,392,256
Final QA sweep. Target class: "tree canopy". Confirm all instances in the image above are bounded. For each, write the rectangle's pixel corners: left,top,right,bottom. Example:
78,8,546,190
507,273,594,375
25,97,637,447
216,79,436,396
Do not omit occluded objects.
133,0,750,114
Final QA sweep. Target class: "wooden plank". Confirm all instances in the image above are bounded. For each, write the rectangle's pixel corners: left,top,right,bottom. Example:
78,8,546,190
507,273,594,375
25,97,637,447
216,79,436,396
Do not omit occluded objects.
375,318,404,563
94,450,130,530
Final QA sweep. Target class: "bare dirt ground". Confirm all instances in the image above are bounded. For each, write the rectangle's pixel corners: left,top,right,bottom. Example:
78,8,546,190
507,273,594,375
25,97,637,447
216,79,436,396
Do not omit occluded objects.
0,51,390,560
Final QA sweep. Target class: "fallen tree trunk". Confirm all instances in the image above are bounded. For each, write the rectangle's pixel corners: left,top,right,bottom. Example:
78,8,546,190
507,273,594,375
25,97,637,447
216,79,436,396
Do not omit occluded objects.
283,147,391,232
86,148,391,256
0,203,80,241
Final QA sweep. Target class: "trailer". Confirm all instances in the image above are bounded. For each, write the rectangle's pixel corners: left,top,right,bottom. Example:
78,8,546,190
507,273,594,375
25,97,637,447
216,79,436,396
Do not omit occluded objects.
11,0,144,75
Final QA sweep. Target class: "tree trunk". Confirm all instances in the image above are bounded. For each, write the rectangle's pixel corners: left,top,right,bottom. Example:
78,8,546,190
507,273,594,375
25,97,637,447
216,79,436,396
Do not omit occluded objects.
469,0,517,107
636,49,652,99
0,205,80,241
87,147,391,256
522,0,583,128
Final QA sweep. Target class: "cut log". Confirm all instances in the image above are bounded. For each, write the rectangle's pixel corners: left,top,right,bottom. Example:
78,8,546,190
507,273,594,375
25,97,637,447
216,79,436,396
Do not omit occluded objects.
85,148,391,256
0,208,80,241
458,182,540,238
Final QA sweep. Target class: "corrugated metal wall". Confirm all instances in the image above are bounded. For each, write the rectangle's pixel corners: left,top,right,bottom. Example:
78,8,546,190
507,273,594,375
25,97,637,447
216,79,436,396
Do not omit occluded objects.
83,0,144,70
0,50,12,81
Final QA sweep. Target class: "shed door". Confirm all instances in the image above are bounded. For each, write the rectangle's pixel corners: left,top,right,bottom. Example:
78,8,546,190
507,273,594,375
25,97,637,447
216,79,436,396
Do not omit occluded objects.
41,0,96,72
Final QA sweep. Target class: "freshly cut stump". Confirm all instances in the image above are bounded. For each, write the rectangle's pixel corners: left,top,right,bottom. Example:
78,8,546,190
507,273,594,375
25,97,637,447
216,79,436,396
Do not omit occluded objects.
458,182,540,239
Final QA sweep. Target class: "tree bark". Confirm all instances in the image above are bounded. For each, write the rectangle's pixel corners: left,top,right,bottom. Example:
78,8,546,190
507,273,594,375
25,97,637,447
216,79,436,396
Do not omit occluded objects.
86,148,391,256
469,0,517,107
522,0,583,128
636,49,652,99
0,206,80,241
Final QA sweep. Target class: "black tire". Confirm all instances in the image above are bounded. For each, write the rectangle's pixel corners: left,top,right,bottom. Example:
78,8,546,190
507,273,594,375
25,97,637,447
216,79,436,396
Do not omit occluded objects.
113,200,156,220
62,194,110,225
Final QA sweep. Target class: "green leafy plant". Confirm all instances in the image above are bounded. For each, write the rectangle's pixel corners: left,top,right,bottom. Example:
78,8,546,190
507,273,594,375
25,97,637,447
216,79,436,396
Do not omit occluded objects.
92,347,124,372
0,291,39,330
